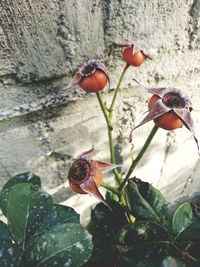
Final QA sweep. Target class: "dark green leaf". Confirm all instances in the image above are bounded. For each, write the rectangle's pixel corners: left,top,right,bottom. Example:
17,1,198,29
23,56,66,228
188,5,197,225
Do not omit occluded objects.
26,223,93,267
177,223,200,240
0,172,41,216
7,183,52,248
0,241,23,267
161,256,187,267
0,221,12,243
117,221,169,264
125,180,168,223
86,202,127,267
83,237,117,267
147,185,168,222
33,204,80,237
172,202,200,240
88,202,128,240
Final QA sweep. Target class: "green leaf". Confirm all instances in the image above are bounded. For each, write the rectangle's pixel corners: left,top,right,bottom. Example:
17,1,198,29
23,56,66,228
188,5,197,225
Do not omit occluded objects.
133,256,188,267
116,221,169,264
7,183,52,249
0,221,12,243
84,237,117,267
0,242,23,267
125,180,168,223
33,204,80,237
26,223,93,267
0,221,24,267
106,191,119,203
0,172,41,216
161,256,187,267
172,202,200,240
88,202,128,241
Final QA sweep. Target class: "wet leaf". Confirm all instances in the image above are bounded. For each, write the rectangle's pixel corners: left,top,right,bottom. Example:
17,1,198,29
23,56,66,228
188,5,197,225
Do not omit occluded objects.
0,222,23,267
26,223,93,267
7,183,52,249
0,242,23,267
125,180,168,223
0,172,41,217
33,204,80,237
172,202,200,240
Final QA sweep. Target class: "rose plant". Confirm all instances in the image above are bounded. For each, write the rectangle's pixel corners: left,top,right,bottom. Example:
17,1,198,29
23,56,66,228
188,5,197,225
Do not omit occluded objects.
0,44,200,267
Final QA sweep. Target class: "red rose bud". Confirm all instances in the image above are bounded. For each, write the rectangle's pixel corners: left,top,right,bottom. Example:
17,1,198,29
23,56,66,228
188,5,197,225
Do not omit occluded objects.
122,44,151,67
130,86,199,153
68,147,120,208
66,59,109,93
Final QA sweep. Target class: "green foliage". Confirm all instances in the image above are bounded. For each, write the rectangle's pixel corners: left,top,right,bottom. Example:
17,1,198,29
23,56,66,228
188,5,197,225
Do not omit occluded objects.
0,172,41,217
26,223,92,267
1,174,200,267
7,183,53,248
84,179,200,267
125,178,169,223
0,173,93,267
172,202,200,240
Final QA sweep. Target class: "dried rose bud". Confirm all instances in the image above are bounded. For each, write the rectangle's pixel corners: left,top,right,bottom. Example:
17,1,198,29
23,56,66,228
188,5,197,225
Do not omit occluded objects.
122,44,151,67
66,59,109,93
68,147,119,208
130,87,199,152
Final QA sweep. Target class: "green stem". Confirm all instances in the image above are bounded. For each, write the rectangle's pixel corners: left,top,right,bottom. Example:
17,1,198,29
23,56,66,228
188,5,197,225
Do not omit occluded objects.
96,64,129,186
109,63,130,115
119,124,159,191
96,92,112,130
101,181,119,195
96,92,122,185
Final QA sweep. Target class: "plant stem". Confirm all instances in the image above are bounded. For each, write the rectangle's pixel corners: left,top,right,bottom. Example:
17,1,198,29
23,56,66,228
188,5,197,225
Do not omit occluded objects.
109,63,129,115
96,64,129,186
101,181,119,195
119,124,159,191
96,93,122,185
96,92,112,130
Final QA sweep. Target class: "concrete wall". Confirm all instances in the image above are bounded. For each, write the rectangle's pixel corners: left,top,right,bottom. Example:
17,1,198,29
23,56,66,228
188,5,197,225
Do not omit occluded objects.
0,0,200,215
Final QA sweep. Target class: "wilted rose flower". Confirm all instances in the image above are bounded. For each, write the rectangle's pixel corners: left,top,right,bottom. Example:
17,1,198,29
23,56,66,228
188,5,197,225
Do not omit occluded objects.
68,147,119,208
66,59,109,93
130,86,199,152
122,44,151,67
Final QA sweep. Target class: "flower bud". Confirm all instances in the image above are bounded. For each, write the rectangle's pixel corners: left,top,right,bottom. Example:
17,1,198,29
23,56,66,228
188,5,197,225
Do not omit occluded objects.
67,60,109,93
122,45,150,67
130,86,199,153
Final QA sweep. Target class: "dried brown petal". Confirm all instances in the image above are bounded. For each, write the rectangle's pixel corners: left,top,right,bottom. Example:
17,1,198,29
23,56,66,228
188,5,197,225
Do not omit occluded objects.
174,108,199,153
93,160,121,173
129,100,171,142
80,176,111,209
65,71,83,89
78,147,95,160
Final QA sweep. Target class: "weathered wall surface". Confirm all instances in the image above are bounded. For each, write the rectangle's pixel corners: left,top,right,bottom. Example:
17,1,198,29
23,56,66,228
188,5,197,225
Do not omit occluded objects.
0,0,200,215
